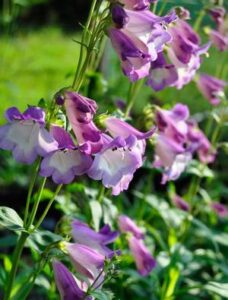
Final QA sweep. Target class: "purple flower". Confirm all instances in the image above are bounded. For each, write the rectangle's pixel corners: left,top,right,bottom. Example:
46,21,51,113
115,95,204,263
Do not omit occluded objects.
0,106,58,164
147,52,178,91
208,7,226,26
71,219,119,258
40,126,92,184
66,243,105,286
87,134,143,195
65,92,103,155
153,104,193,183
197,74,227,105
111,6,176,81
53,261,91,300
210,29,228,51
109,28,151,81
167,20,211,89
211,202,228,218
172,195,190,211
128,236,156,276
187,121,216,164
118,0,152,11
118,215,144,239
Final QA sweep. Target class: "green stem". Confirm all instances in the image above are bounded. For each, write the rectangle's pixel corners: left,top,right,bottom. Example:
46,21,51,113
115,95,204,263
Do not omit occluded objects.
26,177,47,230
23,158,41,227
194,10,205,32
4,231,29,300
32,184,63,232
72,0,98,90
125,79,144,117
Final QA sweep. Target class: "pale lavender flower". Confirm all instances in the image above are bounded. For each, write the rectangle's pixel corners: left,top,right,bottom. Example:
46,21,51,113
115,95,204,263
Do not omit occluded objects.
71,219,119,258
66,243,105,286
118,215,144,239
197,74,227,105
210,29,228,51
110,5,176,81
208,7,226,26
187,121,216,164
167,20,211,89
109,27,151,81
65,92,103,155
172,194,190,211
40,126,92,184
53,261,91,300
0,106,58,164
87,134,143,195
211,202,228,218
128,236,156,276
147,52,178,91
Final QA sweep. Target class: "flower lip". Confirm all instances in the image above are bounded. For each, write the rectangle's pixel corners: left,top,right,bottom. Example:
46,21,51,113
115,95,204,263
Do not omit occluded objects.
5,106,46,124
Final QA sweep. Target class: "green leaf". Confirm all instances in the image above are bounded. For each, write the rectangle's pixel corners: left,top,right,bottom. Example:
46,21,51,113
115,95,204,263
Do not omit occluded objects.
91,289,114,300
0,207,23,231
89,200,102,231
205,282,228,298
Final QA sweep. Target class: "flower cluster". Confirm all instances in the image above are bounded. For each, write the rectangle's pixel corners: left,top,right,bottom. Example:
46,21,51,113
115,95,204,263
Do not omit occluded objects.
153,103,216,183
208,6,228,51
0,92,155,195
53,219,119,299
109,4,211,91
118,215,156,276
109,0,176,81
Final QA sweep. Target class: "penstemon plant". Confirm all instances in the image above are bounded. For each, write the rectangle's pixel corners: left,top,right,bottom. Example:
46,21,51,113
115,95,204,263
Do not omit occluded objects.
0,0,227,299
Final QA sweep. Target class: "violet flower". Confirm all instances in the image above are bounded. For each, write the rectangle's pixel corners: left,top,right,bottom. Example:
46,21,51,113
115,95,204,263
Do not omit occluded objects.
187,121,216,164
147,52,178,91
154,104,193,183
53,261,91,300
118,215,144,239
211,202,228,218
65,92,103,155
71,219,119,258
109,27,151,81
210,29,228,51
167,19,211,89
40,126,92,184
197,74,227,105
0,107,58,164
172,194,190,211
66,243,105,286
88,134,143,195
128,236,156,276
208,7,226,26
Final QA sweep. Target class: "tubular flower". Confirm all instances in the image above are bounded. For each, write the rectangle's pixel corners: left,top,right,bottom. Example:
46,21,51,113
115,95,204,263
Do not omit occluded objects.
53,261,92,300
172,194,190,211
40,126,92,184
208,6,228,51
109,27,151,81
65,243,105,286
65,92,103,155
211,202,228,218
147,52,178,91
154,104,193,183
167,19,211,89
110,6,176,81
118,215,144,239
88,134,143,195
197,73,227,105
71,219,119,258
187,121,216,164
128,236,156,276
0,106,58,164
